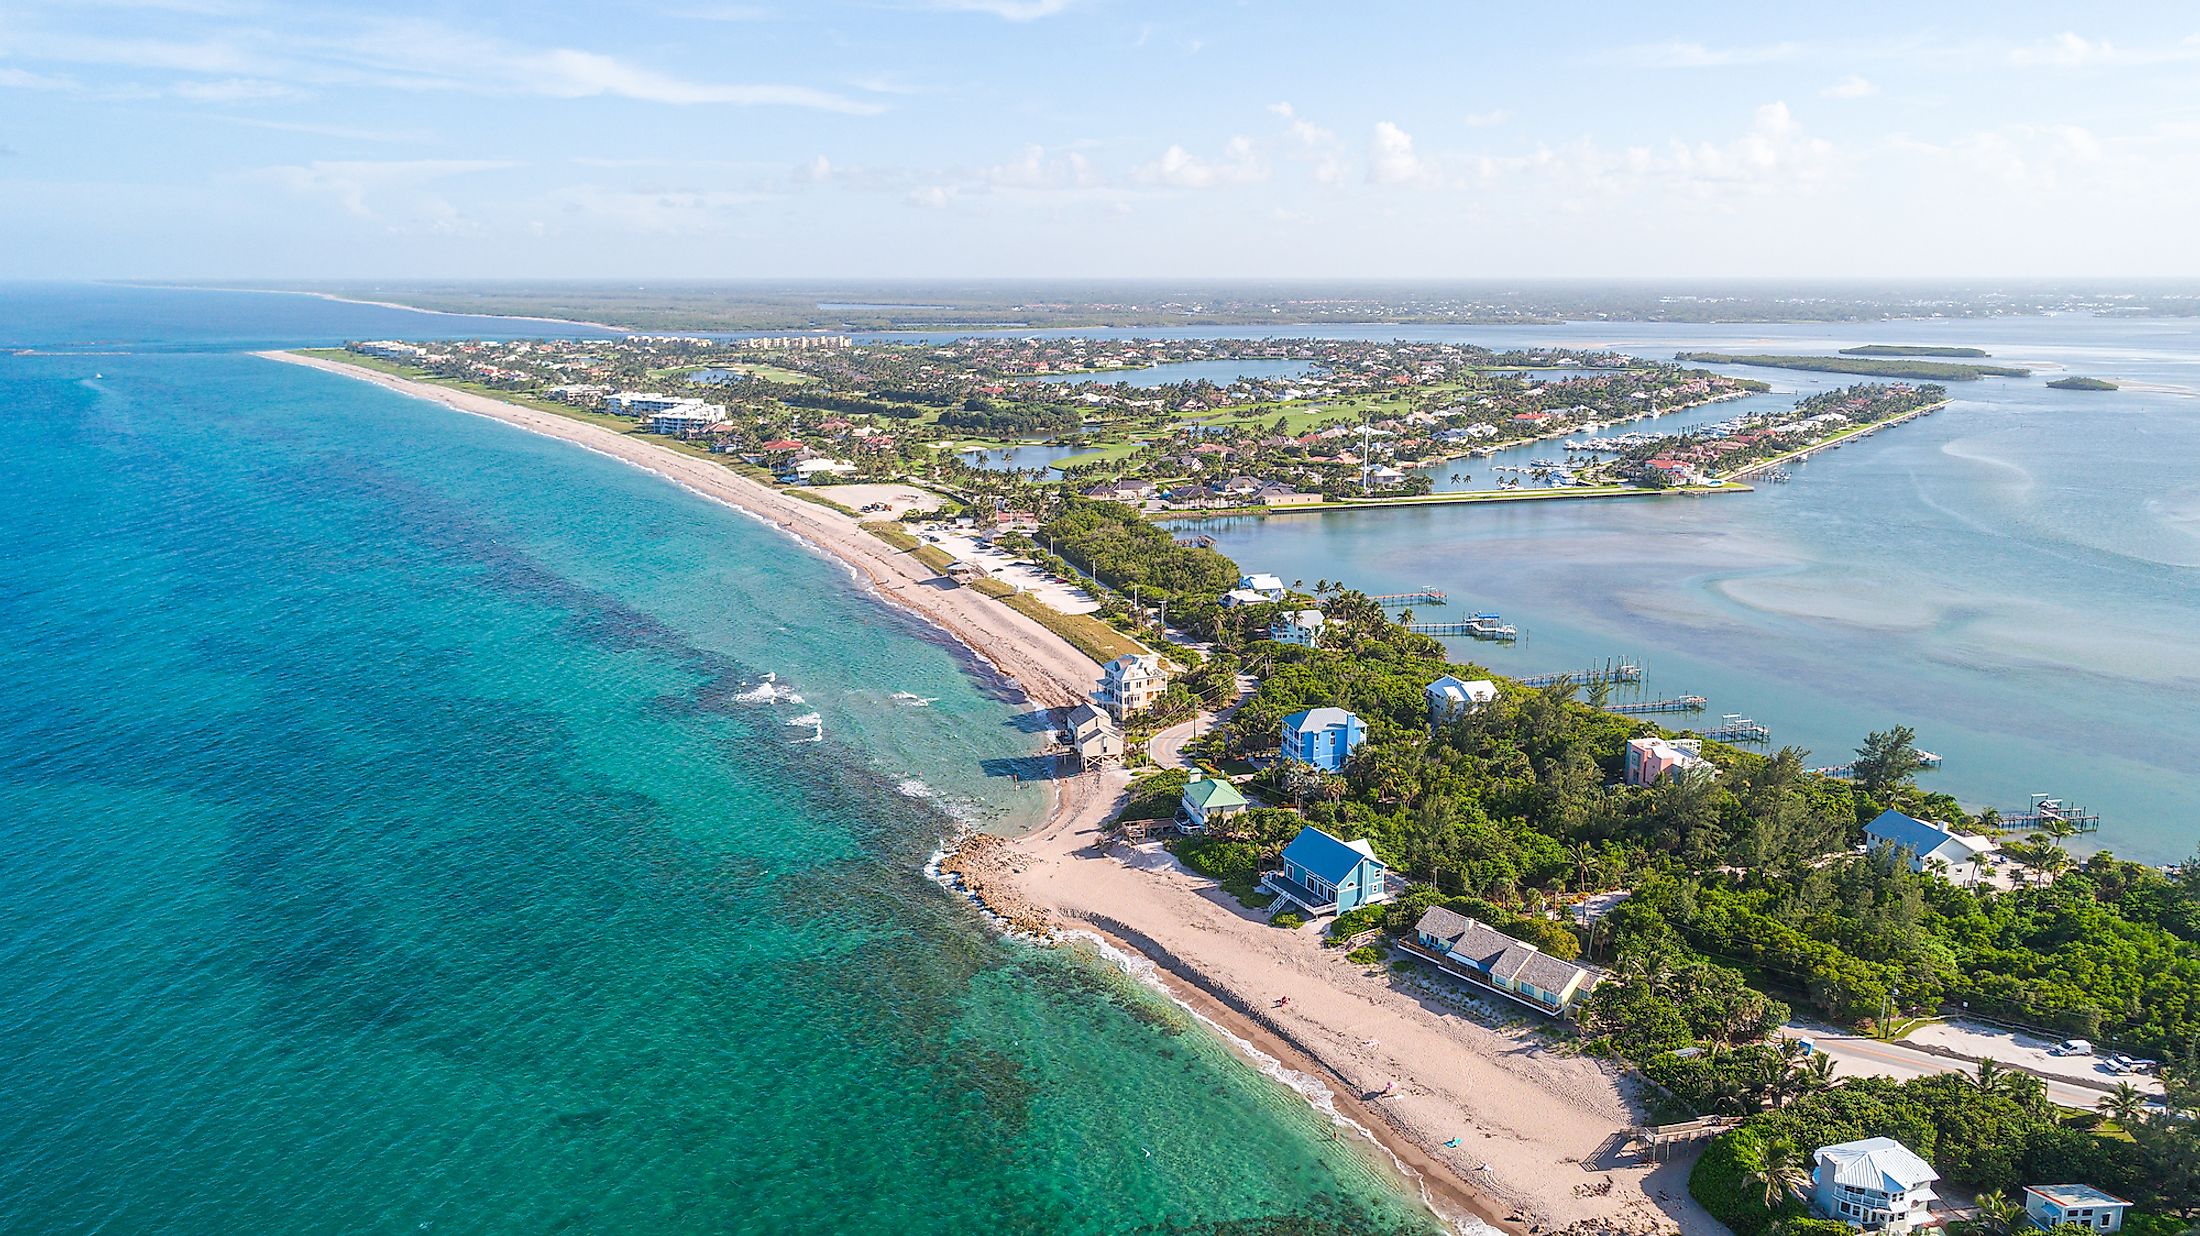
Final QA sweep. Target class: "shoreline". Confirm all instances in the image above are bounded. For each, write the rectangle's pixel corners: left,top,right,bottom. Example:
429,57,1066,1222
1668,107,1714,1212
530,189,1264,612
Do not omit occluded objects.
265,349,1689,1236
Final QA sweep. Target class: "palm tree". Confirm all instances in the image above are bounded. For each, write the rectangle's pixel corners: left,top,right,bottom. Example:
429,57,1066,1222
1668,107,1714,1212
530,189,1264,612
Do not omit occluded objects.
1571,841,1598,895
1751,1137,1810,1211
1970,1059,2016,1097
1974,1188,2021,1235
2099,1081,2149,1124
1796,1051,1838,1094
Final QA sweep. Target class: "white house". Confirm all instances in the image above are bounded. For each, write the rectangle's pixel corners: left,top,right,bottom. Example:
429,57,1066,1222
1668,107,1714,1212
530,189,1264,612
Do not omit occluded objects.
646,405,726,435
1269,609,1325,647
2024,1184,2131,1233
1811,1137,1939,1234
1426,675,1498,724
1864,809,1998,883
1095,653,1167,721
1237,572,1286,601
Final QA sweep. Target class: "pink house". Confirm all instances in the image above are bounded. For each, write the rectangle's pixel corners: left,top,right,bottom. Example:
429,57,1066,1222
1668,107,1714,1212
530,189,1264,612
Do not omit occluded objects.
1625,737,1710,786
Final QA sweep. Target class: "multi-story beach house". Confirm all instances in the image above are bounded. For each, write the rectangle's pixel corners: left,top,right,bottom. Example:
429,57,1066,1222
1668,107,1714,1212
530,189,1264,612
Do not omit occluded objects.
1261,825,1394,916
1624,736,1711,786
1863,808,1998,883
1810,1137,1940,1234
1425,675,1498,724
1407,907,1598,1016
1175,774,1248,834
646,404,726,436
1064,703,1123,769
1279,707,1365,772
2023,1184,2131,1232
1238,572,1286,600
1095,653,1168,721
1268,609,1325,647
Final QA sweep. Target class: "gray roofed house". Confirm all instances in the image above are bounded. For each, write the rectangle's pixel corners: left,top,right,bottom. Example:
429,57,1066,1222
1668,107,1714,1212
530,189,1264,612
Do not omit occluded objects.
1065,702,1123,768
1409,907,1598,1015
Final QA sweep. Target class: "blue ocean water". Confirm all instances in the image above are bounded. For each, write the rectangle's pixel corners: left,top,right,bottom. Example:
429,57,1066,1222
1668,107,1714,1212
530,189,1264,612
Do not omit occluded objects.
0,286,1440,1234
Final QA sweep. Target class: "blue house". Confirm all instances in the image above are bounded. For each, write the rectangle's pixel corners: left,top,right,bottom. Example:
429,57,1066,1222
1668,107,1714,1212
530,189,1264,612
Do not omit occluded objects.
1262,825,1396,916
1279,707,1366,772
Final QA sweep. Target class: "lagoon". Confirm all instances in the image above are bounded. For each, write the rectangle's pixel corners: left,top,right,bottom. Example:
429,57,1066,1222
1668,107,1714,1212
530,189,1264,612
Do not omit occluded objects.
1166,317,2200,865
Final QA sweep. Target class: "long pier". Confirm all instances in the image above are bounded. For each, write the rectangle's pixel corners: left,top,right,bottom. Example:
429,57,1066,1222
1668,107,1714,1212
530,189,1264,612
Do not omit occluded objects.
1518,661,1643,690
1371,588,1448,606
1608,695,1707,715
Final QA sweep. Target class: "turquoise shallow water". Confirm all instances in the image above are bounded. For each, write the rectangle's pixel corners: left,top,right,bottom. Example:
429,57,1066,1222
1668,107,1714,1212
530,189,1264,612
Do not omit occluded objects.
0,287,1440,1235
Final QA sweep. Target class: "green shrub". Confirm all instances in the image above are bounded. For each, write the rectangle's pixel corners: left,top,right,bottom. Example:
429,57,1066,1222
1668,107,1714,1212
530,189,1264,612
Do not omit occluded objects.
1347,945,1385,965
1691,1127,1787,1236
1272,911,1307,930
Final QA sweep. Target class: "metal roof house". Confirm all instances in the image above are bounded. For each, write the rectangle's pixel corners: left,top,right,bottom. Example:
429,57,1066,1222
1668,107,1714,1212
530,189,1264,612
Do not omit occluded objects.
1279,707,1365,772
1176,775,1248,835
1864,809,1998,883
1261,825,1394,916
1426,675,1498,724
1406,907,1598,1016
2024,1184,2132,1233
1268,609,1326,647
1811,1137,1940,1234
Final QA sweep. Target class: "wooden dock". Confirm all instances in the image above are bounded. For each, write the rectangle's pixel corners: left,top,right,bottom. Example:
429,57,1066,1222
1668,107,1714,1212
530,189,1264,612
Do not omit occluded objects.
1370,588,1448,606
1608,695,1707,715
1518,661,1643,689
1699,713,1770,744
1408,615,1517,641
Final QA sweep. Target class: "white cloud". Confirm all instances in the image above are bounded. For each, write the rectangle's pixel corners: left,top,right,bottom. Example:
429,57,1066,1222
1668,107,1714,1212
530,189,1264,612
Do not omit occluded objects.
979,144,1096,190
917,0,1075,19
1821,74,1876,99
1608,40,1803,69
259,158,513,219
1,20,883,113
1461,109,1511,128
1134,137,1266,189
170,77,299,101
1369,121,1433,186
2009,32,2115,68
906,184,953,208
546,183,763,234
0,67,79,91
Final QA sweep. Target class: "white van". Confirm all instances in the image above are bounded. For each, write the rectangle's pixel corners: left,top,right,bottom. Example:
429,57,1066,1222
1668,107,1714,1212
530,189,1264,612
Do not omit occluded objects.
2050,1038,2094,1057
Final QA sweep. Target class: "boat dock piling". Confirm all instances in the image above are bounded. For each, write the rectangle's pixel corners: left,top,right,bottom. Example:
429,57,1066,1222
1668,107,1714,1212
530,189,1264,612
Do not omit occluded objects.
1371,588,1448,606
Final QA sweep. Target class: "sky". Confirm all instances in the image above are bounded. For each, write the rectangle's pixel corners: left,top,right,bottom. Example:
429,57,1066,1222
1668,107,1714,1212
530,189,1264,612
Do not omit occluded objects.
3,0,2198,280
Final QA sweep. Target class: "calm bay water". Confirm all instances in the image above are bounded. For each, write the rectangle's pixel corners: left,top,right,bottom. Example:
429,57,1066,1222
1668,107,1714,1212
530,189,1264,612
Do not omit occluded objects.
0,285,1441,1235
1167,318,2200,865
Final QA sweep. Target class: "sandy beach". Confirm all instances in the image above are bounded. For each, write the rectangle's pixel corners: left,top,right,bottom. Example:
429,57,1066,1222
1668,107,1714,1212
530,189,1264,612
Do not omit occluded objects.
270,350,1709,1236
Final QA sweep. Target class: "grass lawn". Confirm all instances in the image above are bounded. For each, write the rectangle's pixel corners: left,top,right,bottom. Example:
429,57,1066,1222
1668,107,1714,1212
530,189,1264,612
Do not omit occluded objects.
786,489,858,517
1000,592,1144,664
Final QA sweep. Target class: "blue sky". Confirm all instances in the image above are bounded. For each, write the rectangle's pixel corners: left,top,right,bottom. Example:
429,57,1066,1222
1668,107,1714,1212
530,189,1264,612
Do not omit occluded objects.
3,0,2197,279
